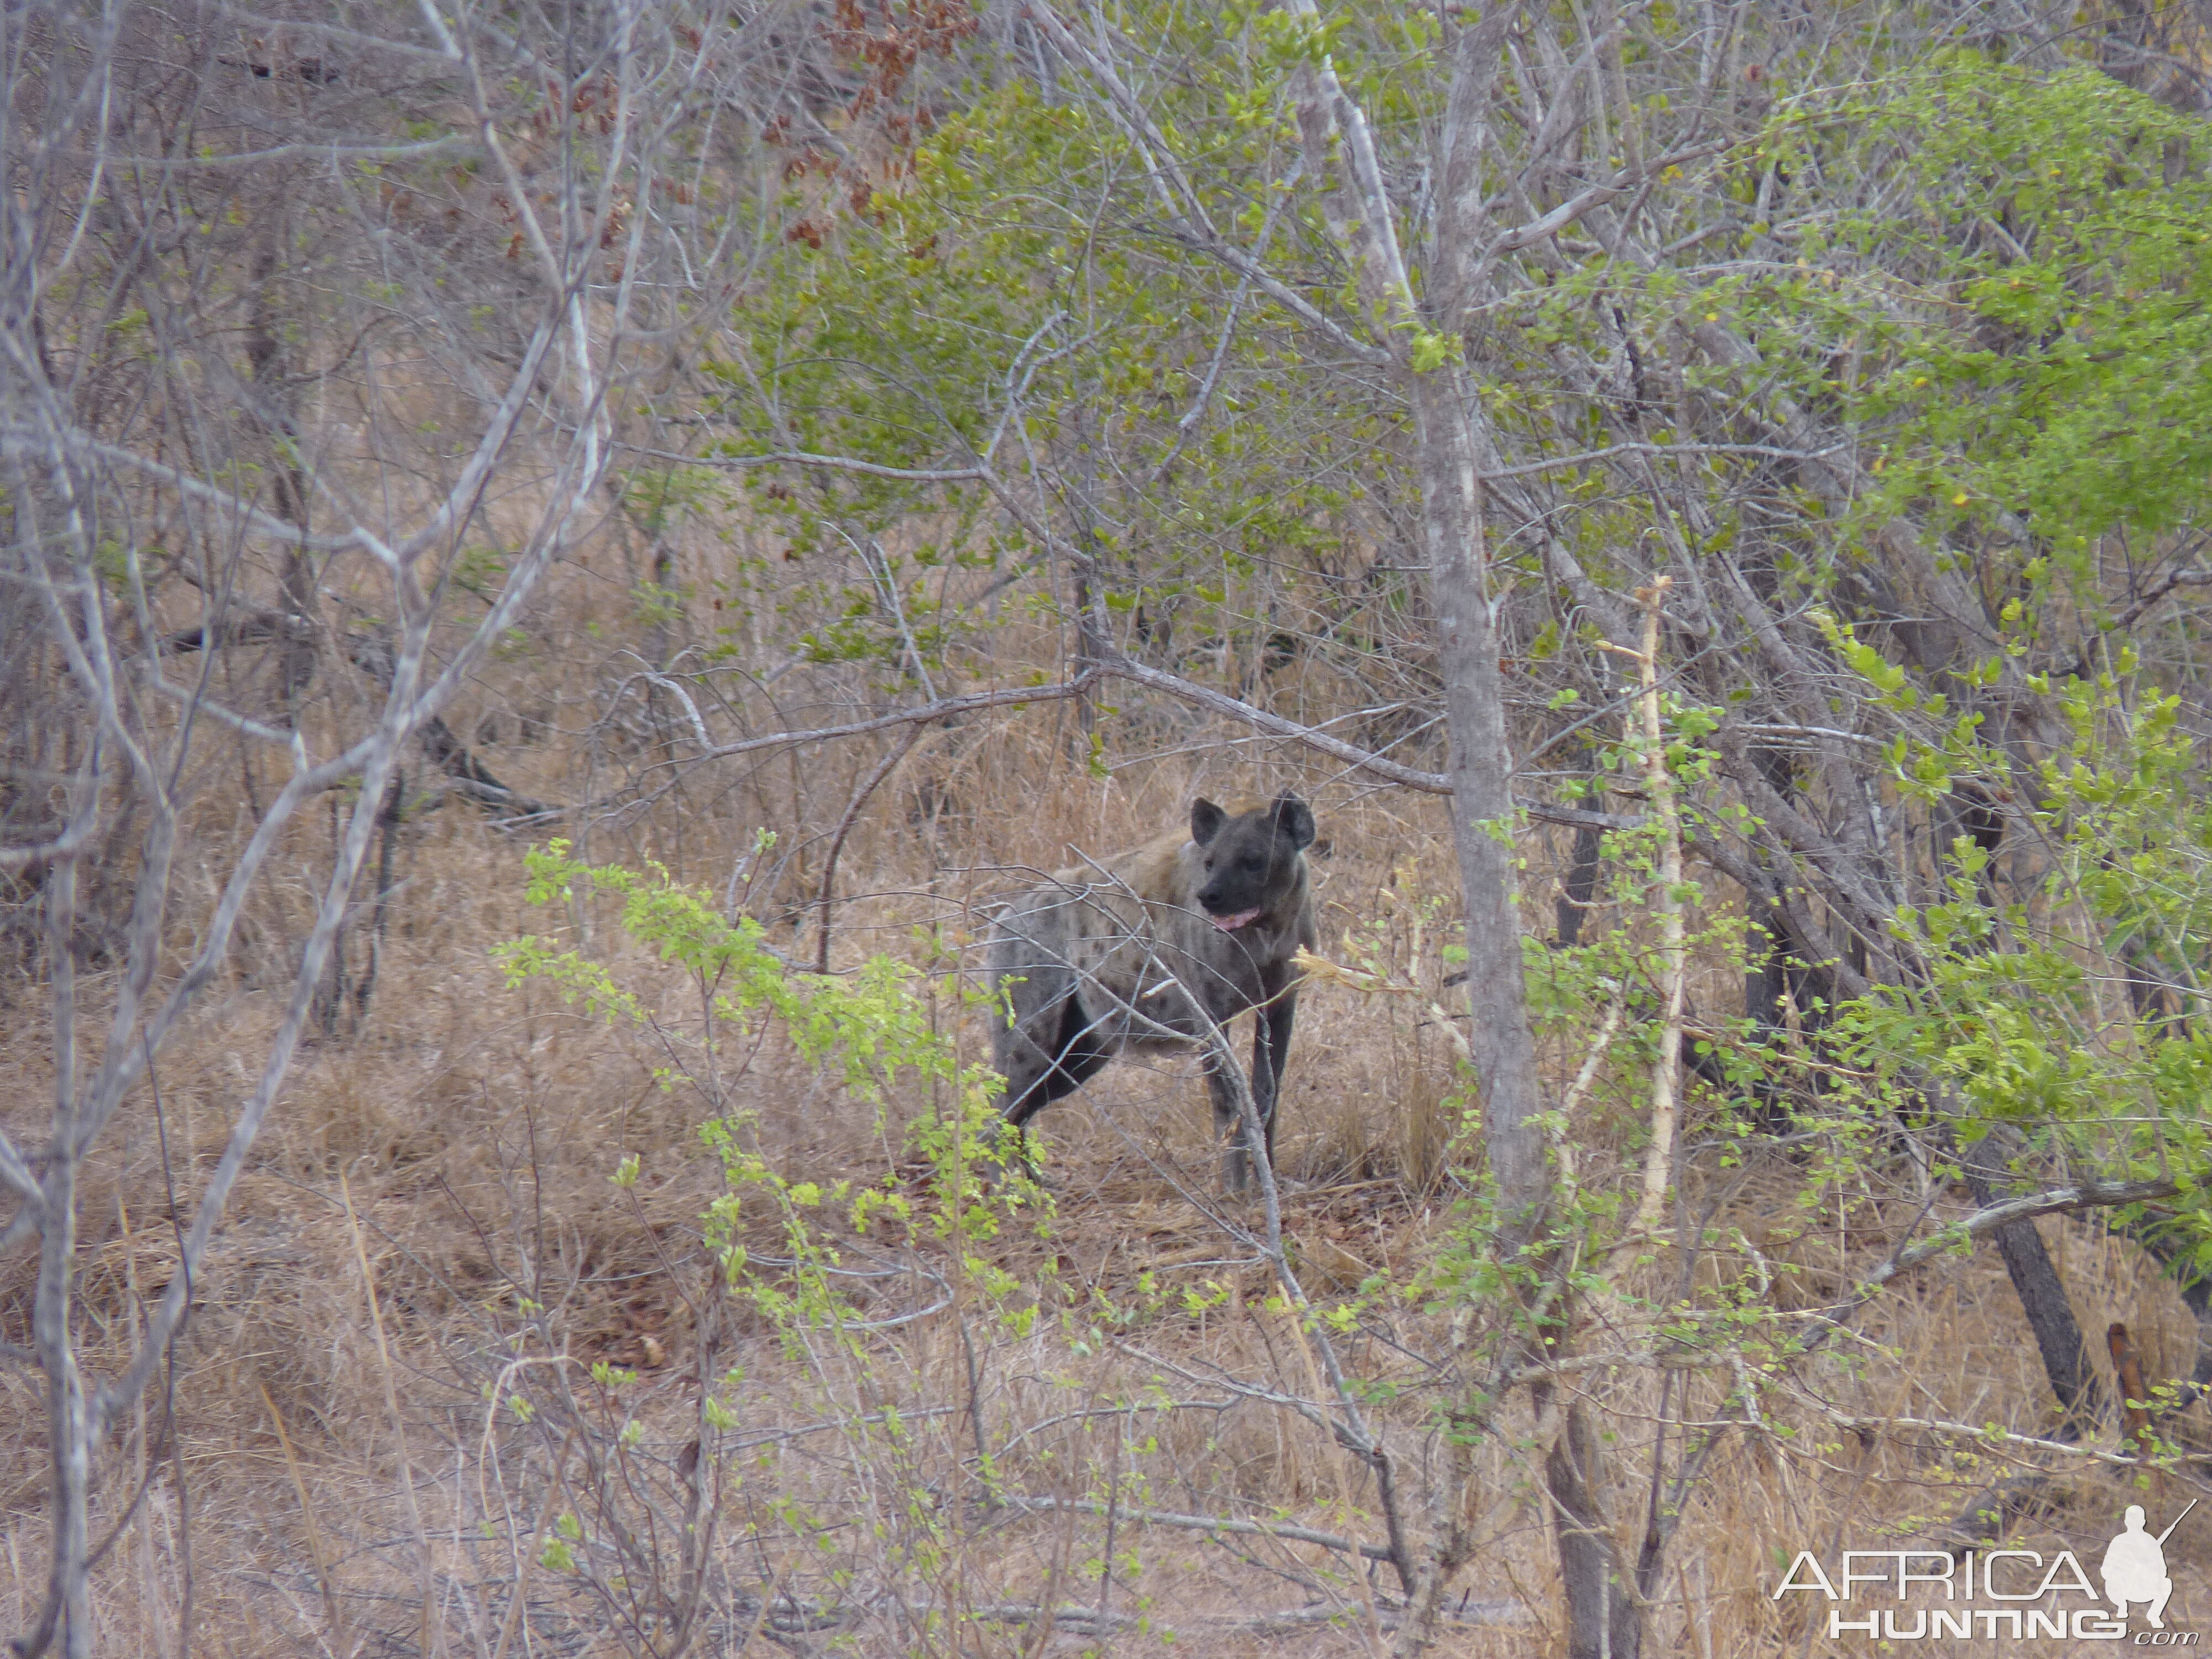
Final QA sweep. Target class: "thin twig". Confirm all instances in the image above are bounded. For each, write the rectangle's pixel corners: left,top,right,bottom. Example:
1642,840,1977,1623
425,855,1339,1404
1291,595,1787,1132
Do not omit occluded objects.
1000,1495,1395,1563
489,1430,577,1659
259,1384,347,1652
342,1171,439,1656
815,724,927,973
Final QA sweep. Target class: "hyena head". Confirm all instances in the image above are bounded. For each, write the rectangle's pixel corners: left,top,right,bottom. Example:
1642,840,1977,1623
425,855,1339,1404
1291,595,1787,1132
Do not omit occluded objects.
1190,794,1316,932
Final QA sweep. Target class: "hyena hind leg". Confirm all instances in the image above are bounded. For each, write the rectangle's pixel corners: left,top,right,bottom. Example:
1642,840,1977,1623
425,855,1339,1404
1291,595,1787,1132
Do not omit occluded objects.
995,970,1113,1130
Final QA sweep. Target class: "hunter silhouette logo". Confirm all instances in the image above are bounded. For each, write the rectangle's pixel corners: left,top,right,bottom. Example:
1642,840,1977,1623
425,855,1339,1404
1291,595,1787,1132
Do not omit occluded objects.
1775,1499,2198,1642
2104,1501,2192,1630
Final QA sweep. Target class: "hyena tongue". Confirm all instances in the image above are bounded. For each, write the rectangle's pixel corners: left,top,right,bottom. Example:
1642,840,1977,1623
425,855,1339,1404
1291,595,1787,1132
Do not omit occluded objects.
1211,908,1263,932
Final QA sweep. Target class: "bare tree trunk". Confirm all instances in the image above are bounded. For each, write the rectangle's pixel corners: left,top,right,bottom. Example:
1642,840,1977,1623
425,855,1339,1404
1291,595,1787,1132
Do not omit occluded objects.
1407,365,1549,1233
352,768,406,1028
33,847,91,1659
1270,6,1583,1645
1416,17,1667,1652
1267,0,1551,1243
1963,1126,2106,1434
1556,820,1604,946
1545,1394,1642,1659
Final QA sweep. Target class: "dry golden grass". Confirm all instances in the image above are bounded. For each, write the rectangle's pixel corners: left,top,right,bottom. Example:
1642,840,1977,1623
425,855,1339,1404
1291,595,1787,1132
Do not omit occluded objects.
4,562,2206,1658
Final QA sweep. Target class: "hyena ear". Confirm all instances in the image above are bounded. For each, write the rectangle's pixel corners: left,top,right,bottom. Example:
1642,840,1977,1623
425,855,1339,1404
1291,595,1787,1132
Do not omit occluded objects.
1190,798,1227,846
1270,794,1316,851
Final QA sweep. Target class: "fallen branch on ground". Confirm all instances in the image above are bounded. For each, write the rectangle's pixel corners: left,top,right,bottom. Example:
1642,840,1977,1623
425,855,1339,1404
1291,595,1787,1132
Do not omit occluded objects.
998,1494,1394,1563
966,1597,1534,1634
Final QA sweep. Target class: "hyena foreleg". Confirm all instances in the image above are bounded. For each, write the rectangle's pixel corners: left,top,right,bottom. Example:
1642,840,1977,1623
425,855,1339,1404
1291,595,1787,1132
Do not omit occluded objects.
1201,1016,1275,1195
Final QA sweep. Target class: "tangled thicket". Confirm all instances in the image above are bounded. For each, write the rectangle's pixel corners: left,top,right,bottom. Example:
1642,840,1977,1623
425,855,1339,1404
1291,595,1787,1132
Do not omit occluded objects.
9,1,2212,1655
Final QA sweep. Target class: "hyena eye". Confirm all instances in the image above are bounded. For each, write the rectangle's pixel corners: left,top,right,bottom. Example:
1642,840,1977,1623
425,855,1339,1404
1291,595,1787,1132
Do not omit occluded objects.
1241,854,1262,872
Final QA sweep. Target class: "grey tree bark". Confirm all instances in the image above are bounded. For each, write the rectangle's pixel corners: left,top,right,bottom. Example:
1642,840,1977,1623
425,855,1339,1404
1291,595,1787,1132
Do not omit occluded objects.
0,1,700,1644
1268,6,1645,1649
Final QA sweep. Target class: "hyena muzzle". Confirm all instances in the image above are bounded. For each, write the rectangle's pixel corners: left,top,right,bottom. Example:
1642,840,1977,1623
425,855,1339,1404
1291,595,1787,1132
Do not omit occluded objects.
986,795,1318,1191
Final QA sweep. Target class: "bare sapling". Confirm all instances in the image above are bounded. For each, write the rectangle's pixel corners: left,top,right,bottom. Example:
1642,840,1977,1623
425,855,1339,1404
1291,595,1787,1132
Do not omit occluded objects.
1598,577,1688,1250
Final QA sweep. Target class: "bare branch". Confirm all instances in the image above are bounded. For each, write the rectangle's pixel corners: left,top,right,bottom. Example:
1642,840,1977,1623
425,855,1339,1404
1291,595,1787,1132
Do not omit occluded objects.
677,447,989,484
997,1494,1395,1563
1858,1176,2182,1301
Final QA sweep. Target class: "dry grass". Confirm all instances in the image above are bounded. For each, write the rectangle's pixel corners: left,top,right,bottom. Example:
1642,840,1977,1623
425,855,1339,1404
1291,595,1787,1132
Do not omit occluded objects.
4,561,2205,1658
